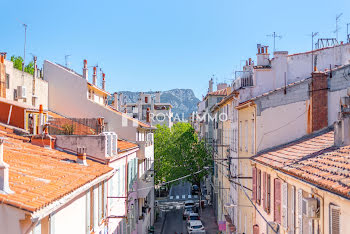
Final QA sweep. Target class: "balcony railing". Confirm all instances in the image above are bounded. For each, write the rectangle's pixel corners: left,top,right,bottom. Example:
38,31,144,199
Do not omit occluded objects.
234,71,253,89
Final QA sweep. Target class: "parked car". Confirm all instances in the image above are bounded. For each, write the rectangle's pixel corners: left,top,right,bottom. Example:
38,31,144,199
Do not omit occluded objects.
183,206,194,220
187,220,206,233
187,213,200,224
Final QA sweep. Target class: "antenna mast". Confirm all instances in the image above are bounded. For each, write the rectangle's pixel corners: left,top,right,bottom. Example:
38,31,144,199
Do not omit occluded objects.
64,55,71,68
311,32,319,72
335,13,343,41
22,23,27,71
267,32,282,53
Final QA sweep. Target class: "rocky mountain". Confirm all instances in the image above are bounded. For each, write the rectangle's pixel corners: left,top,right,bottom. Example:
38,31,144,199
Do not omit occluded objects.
115,89,200,119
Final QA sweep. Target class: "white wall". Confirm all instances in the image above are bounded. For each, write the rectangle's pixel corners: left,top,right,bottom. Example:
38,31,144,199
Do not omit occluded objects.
44,60,138,141
0,204,29,234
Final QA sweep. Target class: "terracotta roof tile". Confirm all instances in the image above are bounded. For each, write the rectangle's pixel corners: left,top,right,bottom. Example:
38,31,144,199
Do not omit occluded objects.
0,131,113,213
208,88,228,96
118,140,138,152
252,130,350,199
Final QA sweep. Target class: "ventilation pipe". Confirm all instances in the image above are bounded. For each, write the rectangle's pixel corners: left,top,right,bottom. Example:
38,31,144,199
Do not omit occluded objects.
93,67,97,85
0,137,14,194
102,73,105,90
83,60,88,79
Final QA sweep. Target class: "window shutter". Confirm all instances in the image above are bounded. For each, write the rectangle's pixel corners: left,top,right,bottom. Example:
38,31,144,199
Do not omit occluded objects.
267,174,271,214
298,189,303,234
257,169,261,205
252,167,257,202
290,186,295,234
330,204,340,234
263,172,266,211
282,182,288,229
274,179,282,224
104,181,108,219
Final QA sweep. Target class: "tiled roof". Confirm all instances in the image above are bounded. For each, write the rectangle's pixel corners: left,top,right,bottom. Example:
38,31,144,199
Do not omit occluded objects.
252,130,350,199
118,140,138,152
208,88,227,96
0,131,113,213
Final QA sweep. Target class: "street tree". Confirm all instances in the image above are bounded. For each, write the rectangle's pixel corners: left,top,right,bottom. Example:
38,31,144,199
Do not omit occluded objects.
154,122,212,187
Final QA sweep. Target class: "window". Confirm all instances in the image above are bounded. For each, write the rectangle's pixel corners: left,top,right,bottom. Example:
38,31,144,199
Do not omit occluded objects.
239,121,242,151
263,172,271,213
6,74,9,89
252,168,257,202
330,204,340,234
245,120,248,152
257,169,261,205
274,179,282,224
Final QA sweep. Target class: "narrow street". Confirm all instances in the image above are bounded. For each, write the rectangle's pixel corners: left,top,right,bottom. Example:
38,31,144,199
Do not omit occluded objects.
155,181,218,234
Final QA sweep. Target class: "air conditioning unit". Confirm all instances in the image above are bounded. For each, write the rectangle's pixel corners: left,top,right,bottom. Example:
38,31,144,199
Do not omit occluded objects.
302,197,318,218
17,86,26,99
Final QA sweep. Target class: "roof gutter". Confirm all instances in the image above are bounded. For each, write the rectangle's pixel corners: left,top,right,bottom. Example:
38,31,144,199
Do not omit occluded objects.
30,168,116,222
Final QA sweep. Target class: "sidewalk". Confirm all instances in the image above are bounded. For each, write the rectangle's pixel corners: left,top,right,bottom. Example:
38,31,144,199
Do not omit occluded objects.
200,205,219,234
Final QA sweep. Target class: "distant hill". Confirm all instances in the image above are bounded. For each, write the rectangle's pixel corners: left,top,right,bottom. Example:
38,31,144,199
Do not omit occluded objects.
112,89,200,118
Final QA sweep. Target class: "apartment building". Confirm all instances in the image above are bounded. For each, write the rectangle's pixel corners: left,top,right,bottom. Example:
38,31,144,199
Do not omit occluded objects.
43,59,156,234
122,92,173,128
0,53,48,109
0,126,114,234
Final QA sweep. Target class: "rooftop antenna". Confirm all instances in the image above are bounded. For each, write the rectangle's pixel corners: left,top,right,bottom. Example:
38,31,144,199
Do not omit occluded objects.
347,23,350,43
311,32,319,72
22,23,27,71
64,54,71,68
334,13,343,41
267,32,282,53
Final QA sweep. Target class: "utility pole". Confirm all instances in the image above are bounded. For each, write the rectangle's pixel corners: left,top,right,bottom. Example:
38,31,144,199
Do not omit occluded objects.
22,23,27,71
267,32,282,53
311,32,319,73
335,13,343,41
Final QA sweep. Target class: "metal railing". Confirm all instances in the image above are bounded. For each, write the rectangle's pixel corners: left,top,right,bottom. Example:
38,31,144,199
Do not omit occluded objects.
48,117,105,135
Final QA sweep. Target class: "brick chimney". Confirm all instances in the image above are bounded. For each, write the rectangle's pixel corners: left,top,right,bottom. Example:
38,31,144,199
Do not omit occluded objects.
0,54,6,98
93,67,97,85
309,72,328,133
0,137,14,194
146,108,150,123
83,60,88,79
102,73,105,90
77,146,88,166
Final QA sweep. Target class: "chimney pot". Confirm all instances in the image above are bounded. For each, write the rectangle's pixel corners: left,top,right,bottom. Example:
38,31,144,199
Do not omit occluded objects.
102,73,106,90
92,67,97,85
146,108,151,123
83,60,88,79
77,147,88,166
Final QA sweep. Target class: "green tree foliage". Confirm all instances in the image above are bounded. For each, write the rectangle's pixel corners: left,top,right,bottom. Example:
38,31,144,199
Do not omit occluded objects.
10,55,35,75
154,122,213,186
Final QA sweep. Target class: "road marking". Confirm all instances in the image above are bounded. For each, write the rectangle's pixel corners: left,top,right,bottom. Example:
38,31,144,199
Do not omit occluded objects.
188,195,192,199
182,195,186,199
176,195,179,199
170,196,174,199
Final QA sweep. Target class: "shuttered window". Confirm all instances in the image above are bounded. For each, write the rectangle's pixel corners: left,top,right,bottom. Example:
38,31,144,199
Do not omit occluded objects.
282,183,288,230
263,172,266,211
330,204,340,234
267,174,271,214
274,179,282,224
289,186,295,234
257,169,261,205
298,189,303,234
252,167,257,202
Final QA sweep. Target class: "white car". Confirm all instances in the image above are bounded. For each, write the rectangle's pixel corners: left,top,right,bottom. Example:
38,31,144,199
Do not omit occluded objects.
183,206,193,219
187,220,206,233
187,212,200,224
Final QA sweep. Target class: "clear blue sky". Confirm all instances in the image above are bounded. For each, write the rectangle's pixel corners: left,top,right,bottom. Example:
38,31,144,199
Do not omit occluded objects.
1,0,349,99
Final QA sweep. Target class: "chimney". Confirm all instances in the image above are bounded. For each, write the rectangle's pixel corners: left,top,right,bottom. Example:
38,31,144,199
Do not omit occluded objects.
155,91,161,103
308,72,328,133
92,67,97,85
102,73,106,90
248,58,252,66
33,56,37,79
83,60,88,79
0,137,14,194
217,83,227,90
77,146,88,166
209,78,213,93
146,108,150,123
38,104,44,134
113,92,118,110
256,44,270,66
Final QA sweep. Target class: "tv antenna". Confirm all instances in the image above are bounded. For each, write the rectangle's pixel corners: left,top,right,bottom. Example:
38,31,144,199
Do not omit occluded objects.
347,23,350,43
64,54,71,68
334,13,343,41
311,32,319,72
267,32,282,53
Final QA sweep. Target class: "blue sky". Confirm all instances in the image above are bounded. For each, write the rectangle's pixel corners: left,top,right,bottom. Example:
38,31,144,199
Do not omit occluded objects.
1,0,349,99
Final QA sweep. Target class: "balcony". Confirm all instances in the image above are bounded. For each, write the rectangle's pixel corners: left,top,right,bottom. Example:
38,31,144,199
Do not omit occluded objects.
137,141,154,160
233,71,253,89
